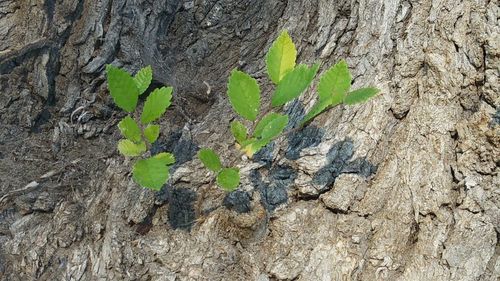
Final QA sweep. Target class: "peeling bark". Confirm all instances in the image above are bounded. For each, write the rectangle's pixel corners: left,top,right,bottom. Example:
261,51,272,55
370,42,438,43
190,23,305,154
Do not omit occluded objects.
0,0,498,280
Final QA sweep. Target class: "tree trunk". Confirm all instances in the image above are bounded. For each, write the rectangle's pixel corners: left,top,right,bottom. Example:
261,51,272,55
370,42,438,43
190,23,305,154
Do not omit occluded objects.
0,0,498,280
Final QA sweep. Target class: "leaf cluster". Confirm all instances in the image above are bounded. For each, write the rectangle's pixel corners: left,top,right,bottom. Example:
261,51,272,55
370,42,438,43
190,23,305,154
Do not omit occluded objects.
199,30,380,191
106,31,379,193
106,65,175,190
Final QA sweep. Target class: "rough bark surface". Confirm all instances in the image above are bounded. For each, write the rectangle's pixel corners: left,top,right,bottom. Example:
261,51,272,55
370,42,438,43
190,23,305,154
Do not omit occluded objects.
0,0,499,280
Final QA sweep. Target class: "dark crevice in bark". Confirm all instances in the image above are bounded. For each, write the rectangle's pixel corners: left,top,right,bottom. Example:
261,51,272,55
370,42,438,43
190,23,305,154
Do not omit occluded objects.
323,205,350,215
0,40,54,73
43,0,56,27
134,205,158,235
389,107,410,120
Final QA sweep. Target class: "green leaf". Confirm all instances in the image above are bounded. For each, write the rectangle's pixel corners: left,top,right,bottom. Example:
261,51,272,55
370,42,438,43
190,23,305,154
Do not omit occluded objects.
317,59,351,105
344,87,380,105
118,139,146,157
198,148,222,173
271,63,319,107
118,116,141,142
243,113,288,157
216,168,240,191
227,69,261,121
153,152,175,165
260,114,289,140
141,86,173,124
106,65,139,112
301,60,352,124
144,124,160,143
253,113,284,138
266,30,297,84
134,66,153,95
230,120,247,144
132,157,170,190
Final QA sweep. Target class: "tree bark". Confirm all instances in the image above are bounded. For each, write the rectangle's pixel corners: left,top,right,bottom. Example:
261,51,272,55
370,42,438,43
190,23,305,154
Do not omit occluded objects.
0,0,498,280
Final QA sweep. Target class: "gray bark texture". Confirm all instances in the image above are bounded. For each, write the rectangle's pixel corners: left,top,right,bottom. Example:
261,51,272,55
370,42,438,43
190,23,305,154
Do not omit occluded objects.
0,0,499,280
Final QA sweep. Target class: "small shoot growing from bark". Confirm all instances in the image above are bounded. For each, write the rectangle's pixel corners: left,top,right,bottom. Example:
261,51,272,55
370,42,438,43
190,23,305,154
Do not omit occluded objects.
106,65,175,190
198,148,240,192
198,30,380,192
301,60,380,124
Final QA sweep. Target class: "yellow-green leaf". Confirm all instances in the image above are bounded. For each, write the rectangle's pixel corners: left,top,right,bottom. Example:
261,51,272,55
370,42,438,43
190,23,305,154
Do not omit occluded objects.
216,168,240,191
344,87,380,105
118,139,146,157
317,60,351,105
144,124,160,143
132,157,170,190
198,148,222,173
153,152,175,165
266,30,297,84
141,87,173,124
227,69,260,121
134,66,153,95
230,120,247,144
118,116,141,142
241,138,268,158
271,63,319,107
106,65,139,112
